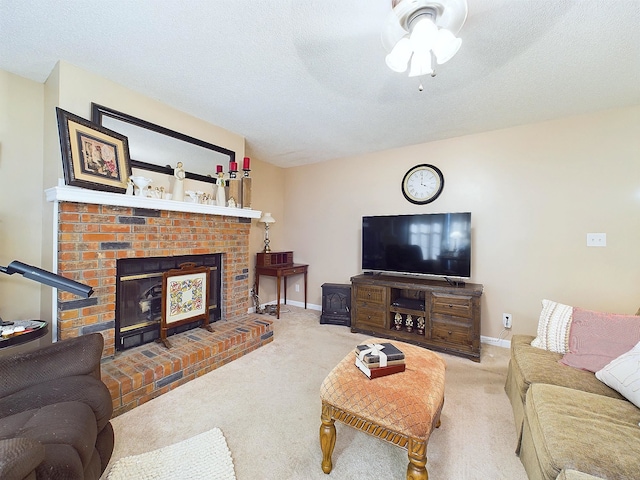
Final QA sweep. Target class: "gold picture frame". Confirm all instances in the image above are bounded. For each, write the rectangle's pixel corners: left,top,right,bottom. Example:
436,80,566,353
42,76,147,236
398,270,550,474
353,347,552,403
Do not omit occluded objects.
160,263,211,348
56,107,132,193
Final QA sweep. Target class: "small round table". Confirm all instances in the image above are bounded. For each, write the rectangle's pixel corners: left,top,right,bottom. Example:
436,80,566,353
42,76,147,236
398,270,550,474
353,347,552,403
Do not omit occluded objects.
0,319,48,348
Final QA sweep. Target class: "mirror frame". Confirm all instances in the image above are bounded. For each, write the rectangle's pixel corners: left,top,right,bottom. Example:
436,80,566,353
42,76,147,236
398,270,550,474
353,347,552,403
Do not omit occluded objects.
91,103,235,184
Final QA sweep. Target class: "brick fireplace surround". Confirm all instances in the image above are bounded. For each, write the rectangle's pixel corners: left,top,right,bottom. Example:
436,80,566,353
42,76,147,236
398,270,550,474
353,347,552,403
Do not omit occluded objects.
50,189,273,416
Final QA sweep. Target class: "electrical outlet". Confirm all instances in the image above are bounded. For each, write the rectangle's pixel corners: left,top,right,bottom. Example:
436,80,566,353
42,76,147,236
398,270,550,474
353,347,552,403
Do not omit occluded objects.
586,233,606,247
503,313,512,329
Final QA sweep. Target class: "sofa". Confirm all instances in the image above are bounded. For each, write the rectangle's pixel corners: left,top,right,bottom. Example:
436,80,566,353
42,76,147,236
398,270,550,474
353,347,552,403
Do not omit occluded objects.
505,301,640,480
0,333,114,480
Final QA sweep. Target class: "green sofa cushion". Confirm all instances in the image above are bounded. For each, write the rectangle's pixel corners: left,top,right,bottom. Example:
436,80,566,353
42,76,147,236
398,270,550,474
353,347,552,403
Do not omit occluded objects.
524,383,640,480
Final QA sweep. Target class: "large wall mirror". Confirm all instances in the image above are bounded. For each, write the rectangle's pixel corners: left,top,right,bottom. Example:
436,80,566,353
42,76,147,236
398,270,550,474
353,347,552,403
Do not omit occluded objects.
91,103,235,185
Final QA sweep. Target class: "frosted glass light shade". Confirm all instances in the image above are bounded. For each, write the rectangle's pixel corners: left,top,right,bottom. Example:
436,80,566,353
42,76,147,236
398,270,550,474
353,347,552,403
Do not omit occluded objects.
385,37,412,73
410,17,438,51
433,28,462,64
259,212,276,224
409,51,433,77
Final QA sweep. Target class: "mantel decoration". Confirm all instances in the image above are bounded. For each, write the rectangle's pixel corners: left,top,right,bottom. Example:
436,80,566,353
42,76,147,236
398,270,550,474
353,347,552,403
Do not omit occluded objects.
56,107,132,193
382,0,468,87
241,156,252,209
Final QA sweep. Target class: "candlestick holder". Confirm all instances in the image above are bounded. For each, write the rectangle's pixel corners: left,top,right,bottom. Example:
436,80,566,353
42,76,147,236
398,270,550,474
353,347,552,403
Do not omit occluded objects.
242,169,252,209
228,165,241,207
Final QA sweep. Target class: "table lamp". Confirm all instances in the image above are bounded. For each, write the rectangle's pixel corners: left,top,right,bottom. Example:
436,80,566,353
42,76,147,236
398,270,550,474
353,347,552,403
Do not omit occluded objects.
259,213,276,253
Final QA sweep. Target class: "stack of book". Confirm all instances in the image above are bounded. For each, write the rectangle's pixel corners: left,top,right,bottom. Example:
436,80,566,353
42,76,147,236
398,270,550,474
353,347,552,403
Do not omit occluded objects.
354,342,405,379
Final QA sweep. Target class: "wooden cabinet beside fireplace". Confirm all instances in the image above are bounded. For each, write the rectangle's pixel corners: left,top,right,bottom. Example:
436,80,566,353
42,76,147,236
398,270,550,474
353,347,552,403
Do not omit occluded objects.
350,274,483,362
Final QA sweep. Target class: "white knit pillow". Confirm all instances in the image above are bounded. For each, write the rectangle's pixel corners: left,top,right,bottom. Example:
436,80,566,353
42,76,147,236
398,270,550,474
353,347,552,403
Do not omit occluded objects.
531,299,573,353
596,341,640,409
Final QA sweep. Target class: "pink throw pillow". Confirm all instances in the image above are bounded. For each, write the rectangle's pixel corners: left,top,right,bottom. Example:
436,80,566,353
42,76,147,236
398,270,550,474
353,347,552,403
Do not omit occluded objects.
560,307,640,372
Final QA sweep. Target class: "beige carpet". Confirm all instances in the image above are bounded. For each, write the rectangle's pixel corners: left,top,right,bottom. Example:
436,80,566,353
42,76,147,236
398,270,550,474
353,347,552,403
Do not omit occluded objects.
102,306,527,479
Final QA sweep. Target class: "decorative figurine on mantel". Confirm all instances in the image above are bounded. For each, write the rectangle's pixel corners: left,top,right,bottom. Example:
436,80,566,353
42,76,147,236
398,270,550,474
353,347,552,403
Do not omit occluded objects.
173,162,185,201
125,178,134,196
215,165,226,207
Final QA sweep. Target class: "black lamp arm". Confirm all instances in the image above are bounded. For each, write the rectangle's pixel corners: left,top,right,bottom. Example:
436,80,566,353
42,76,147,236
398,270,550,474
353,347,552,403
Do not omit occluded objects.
0,261,93,298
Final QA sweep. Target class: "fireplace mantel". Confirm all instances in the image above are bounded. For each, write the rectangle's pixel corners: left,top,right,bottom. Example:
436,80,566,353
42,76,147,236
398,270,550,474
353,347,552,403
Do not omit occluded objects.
45,184,262,219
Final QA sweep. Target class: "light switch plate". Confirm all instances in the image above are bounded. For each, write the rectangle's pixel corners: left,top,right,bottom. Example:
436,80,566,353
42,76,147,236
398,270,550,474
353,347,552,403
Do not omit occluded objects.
586,233,606,247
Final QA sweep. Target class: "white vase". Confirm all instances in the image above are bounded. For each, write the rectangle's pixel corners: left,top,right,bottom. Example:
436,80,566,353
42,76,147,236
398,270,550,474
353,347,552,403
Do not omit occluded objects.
130,176,152,197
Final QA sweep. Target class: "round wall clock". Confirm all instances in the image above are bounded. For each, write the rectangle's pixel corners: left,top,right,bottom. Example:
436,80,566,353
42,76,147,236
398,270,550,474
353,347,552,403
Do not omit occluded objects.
401,164,445,205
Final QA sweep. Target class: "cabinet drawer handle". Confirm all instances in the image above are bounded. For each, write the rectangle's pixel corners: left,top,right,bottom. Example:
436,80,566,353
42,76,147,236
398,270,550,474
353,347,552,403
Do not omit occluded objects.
448,331,453,335
448,304,453,308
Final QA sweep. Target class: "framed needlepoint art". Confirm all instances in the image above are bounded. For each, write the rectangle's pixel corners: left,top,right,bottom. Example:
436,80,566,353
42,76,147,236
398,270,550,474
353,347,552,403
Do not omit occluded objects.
56,107,132,193
160,263,212,348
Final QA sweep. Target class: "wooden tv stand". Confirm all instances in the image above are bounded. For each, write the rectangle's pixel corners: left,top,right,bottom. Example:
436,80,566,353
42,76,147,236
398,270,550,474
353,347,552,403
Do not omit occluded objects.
350,274,483,362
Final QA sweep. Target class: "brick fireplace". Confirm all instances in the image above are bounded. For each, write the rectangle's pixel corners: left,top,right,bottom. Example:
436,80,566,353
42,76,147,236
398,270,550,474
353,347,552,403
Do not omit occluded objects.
47,186,273,415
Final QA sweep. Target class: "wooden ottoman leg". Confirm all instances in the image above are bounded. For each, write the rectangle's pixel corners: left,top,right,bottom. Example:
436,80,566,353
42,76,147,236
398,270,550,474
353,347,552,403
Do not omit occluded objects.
320,404,336,474
406,438,428,480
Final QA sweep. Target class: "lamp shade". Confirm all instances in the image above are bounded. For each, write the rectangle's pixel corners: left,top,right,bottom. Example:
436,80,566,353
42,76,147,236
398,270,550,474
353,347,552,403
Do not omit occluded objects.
259,212,276,224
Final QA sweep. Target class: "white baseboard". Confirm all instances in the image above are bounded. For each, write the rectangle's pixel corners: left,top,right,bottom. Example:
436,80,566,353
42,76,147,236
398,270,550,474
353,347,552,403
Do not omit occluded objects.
481,335,511,349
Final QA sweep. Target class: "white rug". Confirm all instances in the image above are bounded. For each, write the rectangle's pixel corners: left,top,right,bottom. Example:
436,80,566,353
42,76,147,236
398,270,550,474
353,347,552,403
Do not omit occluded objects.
107,428,236,480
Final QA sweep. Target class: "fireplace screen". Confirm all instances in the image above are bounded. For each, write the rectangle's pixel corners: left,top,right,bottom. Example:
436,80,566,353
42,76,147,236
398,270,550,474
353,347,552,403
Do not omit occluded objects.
116,253,221,351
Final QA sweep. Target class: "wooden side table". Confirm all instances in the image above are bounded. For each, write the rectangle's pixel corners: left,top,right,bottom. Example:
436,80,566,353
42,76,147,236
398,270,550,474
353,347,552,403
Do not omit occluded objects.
255,254,308,319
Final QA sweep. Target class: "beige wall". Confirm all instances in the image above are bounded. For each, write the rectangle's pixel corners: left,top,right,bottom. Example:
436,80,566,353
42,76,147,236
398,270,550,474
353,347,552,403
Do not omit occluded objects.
0,71,46,324
282,105,640,340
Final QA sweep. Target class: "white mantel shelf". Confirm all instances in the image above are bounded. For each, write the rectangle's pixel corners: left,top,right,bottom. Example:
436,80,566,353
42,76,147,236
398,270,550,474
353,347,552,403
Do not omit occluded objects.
45,185,262,219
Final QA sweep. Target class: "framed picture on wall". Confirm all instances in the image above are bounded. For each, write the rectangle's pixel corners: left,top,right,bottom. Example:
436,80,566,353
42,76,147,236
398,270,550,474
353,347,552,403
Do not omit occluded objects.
160,262,212,348
56,107,132,193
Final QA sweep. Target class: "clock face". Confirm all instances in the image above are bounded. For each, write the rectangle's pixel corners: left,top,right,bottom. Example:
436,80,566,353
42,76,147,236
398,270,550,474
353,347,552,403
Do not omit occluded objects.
401,164,444,204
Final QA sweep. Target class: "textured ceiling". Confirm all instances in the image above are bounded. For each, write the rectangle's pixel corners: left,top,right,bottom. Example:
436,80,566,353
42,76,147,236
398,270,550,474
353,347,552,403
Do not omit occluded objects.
1,0,639,168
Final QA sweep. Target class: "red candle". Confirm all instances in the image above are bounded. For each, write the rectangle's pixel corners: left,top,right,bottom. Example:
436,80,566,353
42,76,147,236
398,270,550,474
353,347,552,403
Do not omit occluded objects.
243,157,250,170
230,161,238,171
216,165,223,173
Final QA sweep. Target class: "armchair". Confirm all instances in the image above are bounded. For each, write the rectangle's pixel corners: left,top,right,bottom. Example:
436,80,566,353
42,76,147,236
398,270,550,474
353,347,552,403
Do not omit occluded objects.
0,333,114,479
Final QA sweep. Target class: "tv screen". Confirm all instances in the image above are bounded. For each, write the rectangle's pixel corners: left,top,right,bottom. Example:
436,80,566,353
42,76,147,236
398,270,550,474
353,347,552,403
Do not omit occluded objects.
362,212,471,278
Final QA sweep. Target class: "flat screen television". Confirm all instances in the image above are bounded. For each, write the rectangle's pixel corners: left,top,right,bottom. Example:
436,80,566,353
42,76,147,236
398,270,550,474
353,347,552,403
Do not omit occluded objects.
362,212,472,278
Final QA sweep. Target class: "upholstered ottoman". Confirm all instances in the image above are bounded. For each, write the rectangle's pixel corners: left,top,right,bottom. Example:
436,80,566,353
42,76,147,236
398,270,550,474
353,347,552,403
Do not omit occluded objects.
319,339,446,480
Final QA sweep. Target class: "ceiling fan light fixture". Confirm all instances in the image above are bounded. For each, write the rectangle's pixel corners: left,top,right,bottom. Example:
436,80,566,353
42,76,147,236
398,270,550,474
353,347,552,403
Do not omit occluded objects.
383,0,467,79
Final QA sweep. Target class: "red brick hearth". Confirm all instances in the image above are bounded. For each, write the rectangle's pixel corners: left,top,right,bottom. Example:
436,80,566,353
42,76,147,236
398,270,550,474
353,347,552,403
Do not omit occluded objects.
54,199,270,415
102,316,272,416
